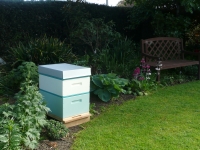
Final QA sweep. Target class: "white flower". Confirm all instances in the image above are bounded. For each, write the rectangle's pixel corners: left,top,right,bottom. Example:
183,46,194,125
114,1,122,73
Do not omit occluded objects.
155,68,160,70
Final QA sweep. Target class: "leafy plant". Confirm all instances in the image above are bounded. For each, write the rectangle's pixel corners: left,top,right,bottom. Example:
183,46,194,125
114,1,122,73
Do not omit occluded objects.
62,2,89,44
71,18,121,54
130,58,158,95
0,80,50,150
97,38,140,78
1,61,38,93
8,35,76,65
0,104,21,150
91,73,129,102
14,80,50,149
45,119,69,140
186,23,200,51
90,103,100,116
151,11,191,37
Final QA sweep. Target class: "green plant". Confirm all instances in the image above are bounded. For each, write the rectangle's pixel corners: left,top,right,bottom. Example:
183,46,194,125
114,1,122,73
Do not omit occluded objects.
90,73,129,102
186,23,200,51
0,80,50,149
45,119,69,140
130,58,158,95
129,77,157,96
151,12,191,37
62,2,89,44
1,61,38,93
8,35,76,65
97,38,140,78
73,54,90,67
90,103,99,116
0,104,21,150
71,18,121,54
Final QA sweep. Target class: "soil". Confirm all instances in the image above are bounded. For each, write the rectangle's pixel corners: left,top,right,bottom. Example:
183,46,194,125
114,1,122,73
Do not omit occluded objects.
0,94,136,150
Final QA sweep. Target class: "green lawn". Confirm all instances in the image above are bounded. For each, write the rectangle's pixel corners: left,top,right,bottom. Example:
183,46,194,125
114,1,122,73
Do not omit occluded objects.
72,81,200,150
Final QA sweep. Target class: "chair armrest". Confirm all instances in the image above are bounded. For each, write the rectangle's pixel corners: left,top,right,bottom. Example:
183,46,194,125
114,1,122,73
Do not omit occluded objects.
142,52,162,60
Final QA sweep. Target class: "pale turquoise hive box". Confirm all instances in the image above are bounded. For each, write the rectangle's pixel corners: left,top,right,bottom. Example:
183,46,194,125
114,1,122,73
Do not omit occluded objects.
38,63,91,121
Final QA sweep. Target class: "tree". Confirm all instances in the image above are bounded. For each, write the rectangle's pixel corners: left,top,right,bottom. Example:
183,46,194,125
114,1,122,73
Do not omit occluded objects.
117,0,133,7
126,0,200,13
127,0,200,38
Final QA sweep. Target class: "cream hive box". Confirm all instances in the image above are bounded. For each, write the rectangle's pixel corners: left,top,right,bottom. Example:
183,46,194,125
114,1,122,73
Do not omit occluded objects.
38,63,91,123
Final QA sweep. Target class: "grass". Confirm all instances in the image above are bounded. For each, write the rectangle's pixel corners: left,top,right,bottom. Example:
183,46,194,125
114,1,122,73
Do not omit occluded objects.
72,81,200,150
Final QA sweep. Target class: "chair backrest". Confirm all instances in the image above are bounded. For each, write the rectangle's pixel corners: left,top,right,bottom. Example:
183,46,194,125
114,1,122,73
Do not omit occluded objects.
141,37,184,62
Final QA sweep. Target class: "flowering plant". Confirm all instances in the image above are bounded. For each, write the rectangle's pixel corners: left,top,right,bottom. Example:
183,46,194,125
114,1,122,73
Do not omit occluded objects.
133,58,151,80
130,58,154,95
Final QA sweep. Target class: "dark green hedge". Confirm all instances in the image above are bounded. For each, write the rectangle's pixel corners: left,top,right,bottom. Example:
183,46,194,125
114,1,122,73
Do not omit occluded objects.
0,1,133,56
0,2,69,55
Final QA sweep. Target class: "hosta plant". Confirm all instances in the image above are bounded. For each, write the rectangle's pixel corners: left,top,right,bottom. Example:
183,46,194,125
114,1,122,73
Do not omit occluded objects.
90,73,129,102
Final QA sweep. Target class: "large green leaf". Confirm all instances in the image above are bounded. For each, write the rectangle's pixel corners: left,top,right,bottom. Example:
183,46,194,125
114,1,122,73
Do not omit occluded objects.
94,89,111,102
92,76,103,88
107,85,119,95
90,82,98,92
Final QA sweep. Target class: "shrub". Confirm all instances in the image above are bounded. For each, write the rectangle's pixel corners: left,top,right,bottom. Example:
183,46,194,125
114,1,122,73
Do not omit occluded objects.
97,38,140,78
8,35,77,65
1,61,38,93
70,18,121,54
45,119,69,140
151,12,191,37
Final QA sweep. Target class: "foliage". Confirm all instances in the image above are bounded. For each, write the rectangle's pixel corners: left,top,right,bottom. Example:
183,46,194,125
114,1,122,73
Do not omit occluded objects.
180,0,200,13
151,12,191,37
97,38,140,78
73,54,90,67
129,58,158,95
71,18,121,54
15,80,50,149
160,69,197,86
45,119,69,140
127,0,198,37
0,105,22,150
1,62,38,93
0,2,66,56
186,24,200,49
62,2,90,45
90,73,129,102
129,76,158,96
8,35,76,65
89,103,100,116
126,0,200,13
0,80,50,149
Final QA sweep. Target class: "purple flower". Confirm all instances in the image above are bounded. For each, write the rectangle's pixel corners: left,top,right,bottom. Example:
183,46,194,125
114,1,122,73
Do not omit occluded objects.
133,67,140,79
133,67,140,75
146,64,150,69
132,58,151,81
